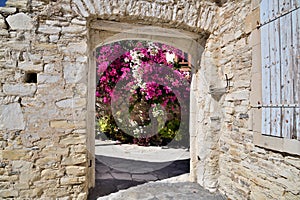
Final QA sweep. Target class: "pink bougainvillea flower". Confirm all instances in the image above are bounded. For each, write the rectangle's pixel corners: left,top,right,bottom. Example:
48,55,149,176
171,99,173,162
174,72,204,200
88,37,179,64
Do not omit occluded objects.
103,96,109,103
96,91,100,97
97,61,109,75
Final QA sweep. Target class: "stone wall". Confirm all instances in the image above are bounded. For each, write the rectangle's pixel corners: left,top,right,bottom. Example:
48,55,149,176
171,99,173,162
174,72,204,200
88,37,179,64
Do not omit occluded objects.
217,1,300,199
0,0,89,198
0,0,299,199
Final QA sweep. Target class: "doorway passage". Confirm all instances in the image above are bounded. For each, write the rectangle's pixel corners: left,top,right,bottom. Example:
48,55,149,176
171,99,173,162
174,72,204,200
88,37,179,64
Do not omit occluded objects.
86,22,206,198
89,40,192,198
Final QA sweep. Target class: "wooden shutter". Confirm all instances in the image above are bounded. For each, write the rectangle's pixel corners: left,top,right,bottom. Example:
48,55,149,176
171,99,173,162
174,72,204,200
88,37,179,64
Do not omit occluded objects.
260,0,300,139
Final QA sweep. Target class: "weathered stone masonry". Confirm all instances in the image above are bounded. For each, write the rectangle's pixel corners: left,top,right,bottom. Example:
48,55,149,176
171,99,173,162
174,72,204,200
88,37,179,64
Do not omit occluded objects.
0,0,299,199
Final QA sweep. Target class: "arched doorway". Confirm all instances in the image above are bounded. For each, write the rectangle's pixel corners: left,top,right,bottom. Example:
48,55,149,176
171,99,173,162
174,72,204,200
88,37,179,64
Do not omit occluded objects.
86,21,207,197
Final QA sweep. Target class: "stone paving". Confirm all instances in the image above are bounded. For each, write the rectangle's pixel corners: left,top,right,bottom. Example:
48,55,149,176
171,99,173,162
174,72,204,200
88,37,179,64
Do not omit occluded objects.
88,140,226,200
97,182,226,200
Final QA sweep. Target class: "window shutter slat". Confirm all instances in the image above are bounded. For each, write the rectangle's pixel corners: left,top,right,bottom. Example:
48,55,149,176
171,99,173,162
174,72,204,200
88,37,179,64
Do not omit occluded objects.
292,9,300,140
269,0,279,20
282,108,294,138
280,13,294,106
292,9,300,105
269,20,282,137
261,24,271,135
261,0,270,25
280,13,294,138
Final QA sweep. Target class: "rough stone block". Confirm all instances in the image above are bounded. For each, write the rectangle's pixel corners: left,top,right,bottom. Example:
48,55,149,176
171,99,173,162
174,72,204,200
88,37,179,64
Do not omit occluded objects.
19,169,40,184
60,176,86,185
0,7,17,15
35,155,60,166
66,166,86,176
49,34,59,43
18,61,43,72
14,182,30,190
41,168,64,179
0,103,25,130
12,160,32,171
42,146,69,157
60,135,85,146
0,29,9,36
74,83,87,96
38,25,61,34
5,0,27,10
3,83,37,97
235,80,250,88
0,14,7,29
284,157,300,169
0,189,18,198
77,193,87,200
71,144,86,153
63,41,87,55
37,74,60,84
0,175,18,181
76,56,87,63
61,154,86,165
225,90,249,101
55,98,86,109
71,18,86,25
63,62,85,83
61,25,86,33
5,41,30,51
276,177,300,194
0,149,28,160
50,120,76,129
6,13,33,30
19,188,43,198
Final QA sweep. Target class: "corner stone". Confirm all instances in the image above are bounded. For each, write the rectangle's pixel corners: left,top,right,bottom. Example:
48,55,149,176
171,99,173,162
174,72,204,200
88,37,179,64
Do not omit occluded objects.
6,12,33,30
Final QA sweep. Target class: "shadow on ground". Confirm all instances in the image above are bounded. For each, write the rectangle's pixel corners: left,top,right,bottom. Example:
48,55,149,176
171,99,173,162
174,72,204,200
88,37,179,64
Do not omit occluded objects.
88,155,189,199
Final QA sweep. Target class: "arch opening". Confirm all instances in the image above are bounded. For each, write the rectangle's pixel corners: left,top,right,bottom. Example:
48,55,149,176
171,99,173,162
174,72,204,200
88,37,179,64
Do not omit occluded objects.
87,21,207,198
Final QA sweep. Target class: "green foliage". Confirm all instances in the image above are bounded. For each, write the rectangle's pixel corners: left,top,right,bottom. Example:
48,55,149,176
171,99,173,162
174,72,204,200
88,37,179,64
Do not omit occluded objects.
98,116,111,133
98,115,133,143
158,118,180,144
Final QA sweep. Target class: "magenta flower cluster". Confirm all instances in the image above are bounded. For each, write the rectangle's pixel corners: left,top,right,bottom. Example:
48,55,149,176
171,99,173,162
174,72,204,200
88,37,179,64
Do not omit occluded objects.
95,40,191,145
96,41,190,108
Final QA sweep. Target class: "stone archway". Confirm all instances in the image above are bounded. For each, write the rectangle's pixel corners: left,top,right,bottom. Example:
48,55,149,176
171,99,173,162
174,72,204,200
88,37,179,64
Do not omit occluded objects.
69,0,224,195
87,20,215,191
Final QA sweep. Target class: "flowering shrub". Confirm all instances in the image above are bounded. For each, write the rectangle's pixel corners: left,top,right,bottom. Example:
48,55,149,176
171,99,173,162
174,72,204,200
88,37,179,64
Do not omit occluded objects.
96,40,190,146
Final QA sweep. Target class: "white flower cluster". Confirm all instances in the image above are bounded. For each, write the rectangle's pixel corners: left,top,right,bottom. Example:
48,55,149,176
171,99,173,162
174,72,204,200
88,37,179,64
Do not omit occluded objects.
166,52,175,63
129,119,145,137
152,104,165,118
133,126,146,137
129,49,146,91
147,42,159,56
